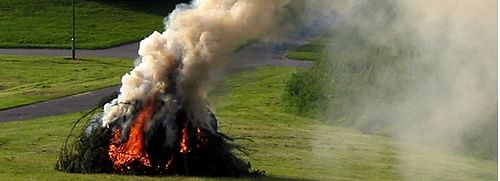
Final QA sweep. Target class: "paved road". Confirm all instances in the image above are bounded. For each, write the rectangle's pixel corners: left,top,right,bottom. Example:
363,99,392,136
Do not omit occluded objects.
0,37,314,122
0,42,140,59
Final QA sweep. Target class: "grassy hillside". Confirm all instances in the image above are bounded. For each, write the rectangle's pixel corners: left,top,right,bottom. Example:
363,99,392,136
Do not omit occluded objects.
283,28,384,119
283,25,497,161
284,37,329,61
0,55,131,109
0,67,495,180
0,0,187,49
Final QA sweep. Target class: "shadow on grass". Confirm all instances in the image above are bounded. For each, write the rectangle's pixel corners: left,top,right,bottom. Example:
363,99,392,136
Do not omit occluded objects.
87,0,190,16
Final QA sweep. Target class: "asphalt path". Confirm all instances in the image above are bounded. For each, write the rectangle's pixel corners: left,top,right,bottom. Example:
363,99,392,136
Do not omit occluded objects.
0,42,140,59
0,37,314,122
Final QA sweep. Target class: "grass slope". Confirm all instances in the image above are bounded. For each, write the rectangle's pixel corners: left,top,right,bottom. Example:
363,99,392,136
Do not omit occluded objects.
283,25,497,160
0,67,495,180
284,36,332,61
0,0,185,49
0,55,131,109
283,30,396,120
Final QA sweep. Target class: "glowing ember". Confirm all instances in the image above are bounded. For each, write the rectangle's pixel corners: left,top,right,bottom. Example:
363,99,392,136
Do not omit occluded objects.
55,91,256,175
179,120,189,154
57,101,256,176
195,128,209,149
108,98,156,171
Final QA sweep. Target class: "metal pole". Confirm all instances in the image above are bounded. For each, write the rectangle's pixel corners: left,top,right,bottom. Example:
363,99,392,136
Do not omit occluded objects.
71,0,76,60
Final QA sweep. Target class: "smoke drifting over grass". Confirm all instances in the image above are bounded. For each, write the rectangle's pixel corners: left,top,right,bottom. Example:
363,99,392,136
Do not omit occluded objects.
285,1,498,179
338,0,497,159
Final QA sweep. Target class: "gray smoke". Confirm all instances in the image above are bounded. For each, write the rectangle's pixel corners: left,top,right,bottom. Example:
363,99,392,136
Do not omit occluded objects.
101,0,348,130
303,1,497,179
348,0,497,156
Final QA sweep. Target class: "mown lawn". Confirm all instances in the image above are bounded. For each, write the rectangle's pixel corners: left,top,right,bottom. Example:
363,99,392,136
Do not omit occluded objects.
0,0,186,49
0,55,131,109
0,67,495,180
284,38,327,61
284,30,372,62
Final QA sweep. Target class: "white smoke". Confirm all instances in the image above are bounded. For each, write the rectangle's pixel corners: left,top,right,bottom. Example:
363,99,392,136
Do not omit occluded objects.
348,0,497,154
315,1,497,178
301,1,497,179
102,0,349,129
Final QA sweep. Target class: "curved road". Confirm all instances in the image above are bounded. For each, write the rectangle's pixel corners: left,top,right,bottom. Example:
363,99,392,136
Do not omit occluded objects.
0,37,313,122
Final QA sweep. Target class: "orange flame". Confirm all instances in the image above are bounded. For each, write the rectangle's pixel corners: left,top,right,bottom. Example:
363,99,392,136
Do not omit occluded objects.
108,97,156,171
179,120,189,154
106,97,213,172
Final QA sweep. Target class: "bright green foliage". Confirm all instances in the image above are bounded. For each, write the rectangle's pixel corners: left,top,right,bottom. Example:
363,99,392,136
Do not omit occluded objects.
0,55,131,109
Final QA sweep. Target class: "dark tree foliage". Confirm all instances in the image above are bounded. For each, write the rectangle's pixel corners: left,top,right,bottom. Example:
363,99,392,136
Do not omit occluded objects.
86,0,191,16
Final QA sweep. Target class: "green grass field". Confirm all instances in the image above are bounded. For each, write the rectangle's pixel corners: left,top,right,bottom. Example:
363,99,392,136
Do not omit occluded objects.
0,55,131,109
0,0,186,49
0,67,495,180
284,38,327,61
284,31,373,62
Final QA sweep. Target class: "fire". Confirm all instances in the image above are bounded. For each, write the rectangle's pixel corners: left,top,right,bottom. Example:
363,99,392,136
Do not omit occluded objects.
56,92,253,175
106,97,205,172
108,97,156,171
105,96,217,173
179,120,189,154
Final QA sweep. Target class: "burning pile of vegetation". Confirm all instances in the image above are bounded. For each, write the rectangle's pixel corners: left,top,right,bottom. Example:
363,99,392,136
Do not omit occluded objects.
56,103,259,176
54,0,344,177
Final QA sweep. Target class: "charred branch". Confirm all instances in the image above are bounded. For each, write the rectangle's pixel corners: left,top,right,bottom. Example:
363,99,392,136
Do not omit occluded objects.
56,106,262,177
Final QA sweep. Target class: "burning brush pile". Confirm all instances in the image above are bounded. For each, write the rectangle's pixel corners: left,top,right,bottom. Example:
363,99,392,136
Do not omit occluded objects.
55,0,340,177
56,98,257,176
54,0,303,177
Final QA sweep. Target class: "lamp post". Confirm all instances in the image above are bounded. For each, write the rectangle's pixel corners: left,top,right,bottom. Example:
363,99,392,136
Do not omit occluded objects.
71,0,76,60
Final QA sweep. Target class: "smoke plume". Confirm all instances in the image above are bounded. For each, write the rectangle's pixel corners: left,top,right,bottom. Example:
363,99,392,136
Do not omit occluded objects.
102,0,290,129
350,0,496,157
101,0,348,130
306,3,498,178
299,0,497,179
98,0,495,177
